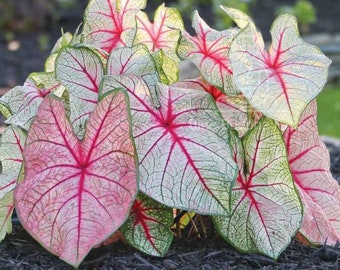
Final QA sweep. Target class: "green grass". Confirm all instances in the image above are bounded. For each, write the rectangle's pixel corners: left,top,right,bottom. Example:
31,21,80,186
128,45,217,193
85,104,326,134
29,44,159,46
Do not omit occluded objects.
316,84,340,138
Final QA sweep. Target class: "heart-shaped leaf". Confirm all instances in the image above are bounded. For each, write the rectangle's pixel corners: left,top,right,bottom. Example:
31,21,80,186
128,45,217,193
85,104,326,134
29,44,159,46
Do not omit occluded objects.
284,100,340,245
0,74,57,130
174,79,262,136
213,118,302,259
15,91,137,267
82,0,146,53
229,14,331,127
178,11,238,95
121,192,173,257
100,75,238,215
55,46,104,138
135,4,183,62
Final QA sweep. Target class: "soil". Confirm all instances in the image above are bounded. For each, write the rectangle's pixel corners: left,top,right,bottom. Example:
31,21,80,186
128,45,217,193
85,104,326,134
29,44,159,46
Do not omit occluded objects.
0,1,340,269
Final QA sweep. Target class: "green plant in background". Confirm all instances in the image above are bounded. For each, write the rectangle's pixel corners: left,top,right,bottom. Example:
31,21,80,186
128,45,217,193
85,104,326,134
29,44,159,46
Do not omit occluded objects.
317,84,340,138
276,0,316,34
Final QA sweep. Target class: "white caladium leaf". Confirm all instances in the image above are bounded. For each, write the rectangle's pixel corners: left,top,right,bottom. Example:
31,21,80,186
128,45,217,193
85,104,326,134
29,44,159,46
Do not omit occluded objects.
178,11,239,95
135,4,184,62
107,44,160,92
0,126,25,200
82,0,146,53
0,192,14,241
55,46,104,138
121,193,173,257
213,118,302,259
100,75,238,215
284,100,340,244
174,78,262,137
229,14,331,127
15,91,137,267
0,74,60,130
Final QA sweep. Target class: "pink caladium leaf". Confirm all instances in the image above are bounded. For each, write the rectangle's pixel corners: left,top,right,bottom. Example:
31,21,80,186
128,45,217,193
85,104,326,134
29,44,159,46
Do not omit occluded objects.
15,90,137,267
213,118,302,259
229,14,331,127
82,0,146,53
0,73,60,130
55,46,104,138
284,100,340,245
0,126,26,241
134,4,184,83
100,75,238,215
121,193,173,257
178,11,239,95
174,78,262,136
135,4,184,62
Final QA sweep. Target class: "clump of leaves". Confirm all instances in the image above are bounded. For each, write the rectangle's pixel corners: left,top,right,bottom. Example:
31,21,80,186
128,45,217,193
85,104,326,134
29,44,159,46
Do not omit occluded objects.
0,0,339,268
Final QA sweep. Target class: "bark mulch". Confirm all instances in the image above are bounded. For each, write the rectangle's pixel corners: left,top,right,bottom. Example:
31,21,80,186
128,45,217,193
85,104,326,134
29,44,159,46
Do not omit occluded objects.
0,222,340,270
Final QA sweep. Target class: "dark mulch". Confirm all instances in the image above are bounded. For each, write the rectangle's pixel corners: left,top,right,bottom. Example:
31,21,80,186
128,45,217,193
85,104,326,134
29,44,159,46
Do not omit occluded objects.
1,222,340,270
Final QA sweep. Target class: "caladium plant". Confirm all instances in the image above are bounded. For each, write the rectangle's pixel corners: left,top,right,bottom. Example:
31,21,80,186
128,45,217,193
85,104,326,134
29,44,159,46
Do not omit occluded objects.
0,0,338,268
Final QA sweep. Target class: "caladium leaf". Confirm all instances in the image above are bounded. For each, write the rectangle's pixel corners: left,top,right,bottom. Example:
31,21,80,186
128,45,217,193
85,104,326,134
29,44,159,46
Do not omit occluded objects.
0,126,26,241
135,4,184,63
121,193,173,257
107,44,161,93
174,79,262,136
0,192,14,241
284,100,340,245
213,118,302,259
55,46,104,138
178,11,239,95
100,75,238,215
229,14,331,127
0,126,25,200
15,91,137,267
45,32,74,72
0,74,58,130
82,0,146,53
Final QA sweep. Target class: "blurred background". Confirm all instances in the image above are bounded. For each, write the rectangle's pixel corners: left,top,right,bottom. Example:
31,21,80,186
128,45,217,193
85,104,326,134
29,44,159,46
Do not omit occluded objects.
0,0,339,137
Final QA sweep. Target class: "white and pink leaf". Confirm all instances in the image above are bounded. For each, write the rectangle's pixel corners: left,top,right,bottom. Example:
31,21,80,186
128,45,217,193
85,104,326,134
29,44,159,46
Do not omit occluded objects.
15,91,137,267
100,75,238,215
121,193,173,257
284,100,340,244
214,118,302,259
229,14,331,127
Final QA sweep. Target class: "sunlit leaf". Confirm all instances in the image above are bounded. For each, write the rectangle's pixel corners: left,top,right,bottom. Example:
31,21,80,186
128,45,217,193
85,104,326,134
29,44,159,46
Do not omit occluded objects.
229,14,331,127
15,91,137,267
82,0,146,53
284,100,340,244
213,118,302,259
55,46,104,138
100,75,238,215
178,11,239,95
135,4,184,63
121,193,173,257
